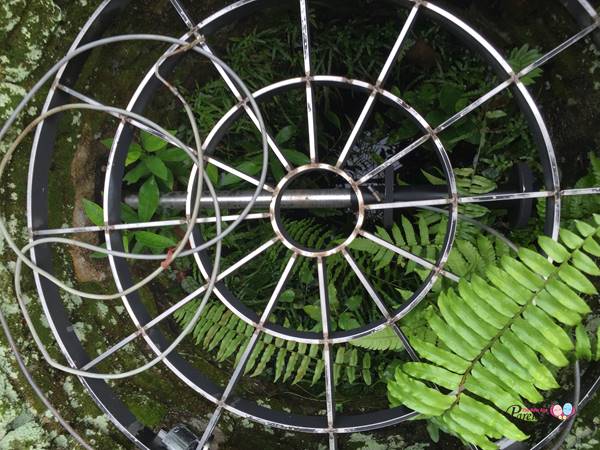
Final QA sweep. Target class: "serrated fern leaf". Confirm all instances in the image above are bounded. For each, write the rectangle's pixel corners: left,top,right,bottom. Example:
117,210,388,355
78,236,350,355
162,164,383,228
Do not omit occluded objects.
175,299,374,386
388,216,600,449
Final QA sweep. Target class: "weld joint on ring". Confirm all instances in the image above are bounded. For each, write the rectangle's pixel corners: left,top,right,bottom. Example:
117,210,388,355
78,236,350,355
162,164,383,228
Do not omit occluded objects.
509,71,520,84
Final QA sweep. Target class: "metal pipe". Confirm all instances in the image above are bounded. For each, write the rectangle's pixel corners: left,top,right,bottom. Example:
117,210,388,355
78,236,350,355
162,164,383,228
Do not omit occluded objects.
124,187,448,210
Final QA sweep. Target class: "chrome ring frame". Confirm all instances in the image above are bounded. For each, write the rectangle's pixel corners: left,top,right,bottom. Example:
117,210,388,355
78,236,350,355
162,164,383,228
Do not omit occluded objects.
26,0,600,448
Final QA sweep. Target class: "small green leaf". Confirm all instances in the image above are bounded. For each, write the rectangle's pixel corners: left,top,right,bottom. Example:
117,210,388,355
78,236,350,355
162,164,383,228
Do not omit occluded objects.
156,147,188,162
126,143,143,166
143,155,169,180
346,295,362,311
141,130,168,152
123,162,150,185
138,177,160,222
134,231,176,249
282,148,310,165
485,110,507,119
82,199,104,227
338,312,360,330
303,305,321,322
205,163,218,186
220,161,261,187
576,323,592,361
120,202,138,223
558,264,597,294
279,289,295,303
275,125,296,145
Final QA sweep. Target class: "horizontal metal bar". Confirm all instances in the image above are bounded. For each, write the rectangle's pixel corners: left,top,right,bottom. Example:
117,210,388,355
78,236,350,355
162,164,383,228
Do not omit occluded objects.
560,187,600,197
32,213,270,236
126,186,454,210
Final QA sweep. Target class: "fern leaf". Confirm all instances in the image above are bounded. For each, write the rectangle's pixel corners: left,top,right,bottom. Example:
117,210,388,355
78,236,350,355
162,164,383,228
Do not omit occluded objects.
349,327,403,351
388,218,600,447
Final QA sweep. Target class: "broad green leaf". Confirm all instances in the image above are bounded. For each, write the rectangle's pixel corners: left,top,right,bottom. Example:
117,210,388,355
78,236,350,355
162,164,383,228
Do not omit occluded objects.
457,280,505,329
126,143,143,166
571,250,600,276
141,130,168,152
275,125,296,145
82,199,104,226
500,331,558,390
303,305,321,322
282,148,310,165
583,237,600,257
458,395,528,441
156,147,188,162
403,362,461,391
560,228,584,249
137,176,160,222
501,256,544,291
134,231,176,249
123,161,150,185
486,267,531,305
546,279,591,314
220,160,261,187
143,155,169,180
557,265,597,295
518,248,555,278
427,313,479,360
120,202,138,223
535,288,582,326
480,353,543,403
511,318,568,367
522,306,573,351
538,236,569,263
205,163,218,186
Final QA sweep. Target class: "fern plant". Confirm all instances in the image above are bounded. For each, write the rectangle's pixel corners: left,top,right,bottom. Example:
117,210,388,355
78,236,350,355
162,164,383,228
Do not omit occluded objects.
387,216,600,449
563,151,600,220
173,300,375,386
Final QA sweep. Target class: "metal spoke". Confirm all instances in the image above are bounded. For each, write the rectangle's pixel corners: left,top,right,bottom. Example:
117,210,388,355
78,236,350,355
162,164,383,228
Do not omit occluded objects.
201,43,292,171
169,0,196,30
356,134,431,185
366,197,452,210
561,187,600,197
342,249,419,361
336,4,419,168
32,213,270,237
575,0,599,19
55,84,275,192
198,253,298,447
518,21,599,80
356,17,600,184
360,230,459,282
300,0,318,163
459,191,554,204
80,238,280,371
317,257,337,449
435,79,512,134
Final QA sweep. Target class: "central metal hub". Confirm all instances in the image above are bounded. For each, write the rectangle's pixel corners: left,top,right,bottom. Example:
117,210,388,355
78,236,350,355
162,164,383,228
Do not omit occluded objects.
270,163,365,258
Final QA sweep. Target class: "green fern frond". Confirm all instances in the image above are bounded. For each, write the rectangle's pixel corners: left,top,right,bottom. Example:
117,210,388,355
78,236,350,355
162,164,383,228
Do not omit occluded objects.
174,300,374,386
387,215,600,450
563,152,600,220
350,327,404,351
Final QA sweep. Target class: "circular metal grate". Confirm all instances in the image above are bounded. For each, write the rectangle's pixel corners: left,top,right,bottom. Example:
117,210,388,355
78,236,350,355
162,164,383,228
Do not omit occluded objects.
1,0,600,449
